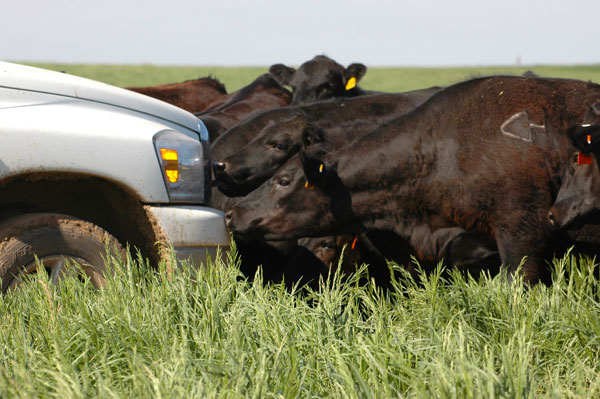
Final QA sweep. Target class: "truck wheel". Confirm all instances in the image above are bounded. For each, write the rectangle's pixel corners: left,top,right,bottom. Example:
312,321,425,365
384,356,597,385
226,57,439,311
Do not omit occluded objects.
0,213,124,292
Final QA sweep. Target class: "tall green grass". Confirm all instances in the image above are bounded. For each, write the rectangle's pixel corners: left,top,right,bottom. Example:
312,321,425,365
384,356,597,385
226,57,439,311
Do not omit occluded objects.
19,62,600,92
3,62,599,397
1,248,599,398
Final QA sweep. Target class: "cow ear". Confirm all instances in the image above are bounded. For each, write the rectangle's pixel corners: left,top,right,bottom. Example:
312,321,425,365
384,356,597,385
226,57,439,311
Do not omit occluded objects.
343,63,367,90
582,102,600,125
521,70,538,78
568,124,600,154
269,64,296,86
300,125,331,173
301,154,337,189
301,123,327,149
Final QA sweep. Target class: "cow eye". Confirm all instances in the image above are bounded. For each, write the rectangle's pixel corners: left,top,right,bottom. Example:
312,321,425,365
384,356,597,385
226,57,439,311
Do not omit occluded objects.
322,242,336,249
278,178,290,186
275,143,286,150
317,83,333,97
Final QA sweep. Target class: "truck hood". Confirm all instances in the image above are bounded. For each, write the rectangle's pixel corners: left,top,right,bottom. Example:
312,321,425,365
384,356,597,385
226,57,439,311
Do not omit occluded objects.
0,61,201,133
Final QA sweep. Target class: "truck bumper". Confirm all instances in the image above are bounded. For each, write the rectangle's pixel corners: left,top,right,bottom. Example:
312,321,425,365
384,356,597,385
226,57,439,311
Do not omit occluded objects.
145,205,231,267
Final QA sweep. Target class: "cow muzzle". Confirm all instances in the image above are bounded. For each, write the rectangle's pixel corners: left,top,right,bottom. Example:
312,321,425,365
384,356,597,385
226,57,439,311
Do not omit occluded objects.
224,208,264,238
547,209,557,228
213,161,247,196
213,161,227,175
547,203,584,230
224,209,233,229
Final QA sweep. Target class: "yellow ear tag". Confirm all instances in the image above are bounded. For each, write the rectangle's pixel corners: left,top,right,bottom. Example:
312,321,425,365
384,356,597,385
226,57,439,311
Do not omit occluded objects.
345,77,357,91
319,163,324,173
305,181,315,190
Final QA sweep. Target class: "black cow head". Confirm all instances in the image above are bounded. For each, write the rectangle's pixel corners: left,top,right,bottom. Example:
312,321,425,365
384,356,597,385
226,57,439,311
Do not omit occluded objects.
304,235,362,272
226,153,358,242
213,113,307,197
278,234,363,289
269,55,367,104
568,125,600,159
548,110,600,230
226,156,336,240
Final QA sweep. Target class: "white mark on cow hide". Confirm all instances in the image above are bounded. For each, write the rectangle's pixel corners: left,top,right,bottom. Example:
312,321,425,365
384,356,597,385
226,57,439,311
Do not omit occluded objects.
500,111,545,143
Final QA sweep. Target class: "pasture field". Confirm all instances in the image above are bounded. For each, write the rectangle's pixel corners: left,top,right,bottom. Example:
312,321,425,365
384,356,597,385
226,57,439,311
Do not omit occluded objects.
21,62,600,92
2,63,599,397
1,248,600,398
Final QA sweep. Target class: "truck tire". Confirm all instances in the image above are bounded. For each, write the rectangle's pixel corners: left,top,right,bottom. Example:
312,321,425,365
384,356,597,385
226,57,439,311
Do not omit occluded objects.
0,213,124,292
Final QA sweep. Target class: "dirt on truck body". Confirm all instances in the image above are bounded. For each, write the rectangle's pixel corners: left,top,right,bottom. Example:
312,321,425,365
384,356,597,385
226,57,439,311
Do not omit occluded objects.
0,172,169,267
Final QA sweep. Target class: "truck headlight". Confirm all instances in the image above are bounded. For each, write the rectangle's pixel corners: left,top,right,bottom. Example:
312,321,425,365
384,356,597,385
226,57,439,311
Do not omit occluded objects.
153,130,208,204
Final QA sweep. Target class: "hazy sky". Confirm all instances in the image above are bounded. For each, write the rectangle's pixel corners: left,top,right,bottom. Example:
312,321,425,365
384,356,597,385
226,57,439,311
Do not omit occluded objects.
3,0,599,67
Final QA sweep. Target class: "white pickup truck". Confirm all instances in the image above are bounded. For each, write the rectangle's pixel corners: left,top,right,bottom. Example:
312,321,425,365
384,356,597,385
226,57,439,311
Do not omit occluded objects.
0,62,230,291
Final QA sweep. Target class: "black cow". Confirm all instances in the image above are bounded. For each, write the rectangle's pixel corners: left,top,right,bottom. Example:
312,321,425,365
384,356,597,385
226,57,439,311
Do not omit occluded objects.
229,155,502,279
210,89,437,285
269,55,371,104
127,77,228,113
205,102,297,281
208,90,438,284
226,76,600,285
212,91,441,197
196,74,292,142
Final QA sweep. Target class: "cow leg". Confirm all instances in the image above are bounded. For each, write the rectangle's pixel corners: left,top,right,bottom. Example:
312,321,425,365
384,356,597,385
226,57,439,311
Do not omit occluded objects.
494,229,545,285
414,227,499,270
445,232,500,274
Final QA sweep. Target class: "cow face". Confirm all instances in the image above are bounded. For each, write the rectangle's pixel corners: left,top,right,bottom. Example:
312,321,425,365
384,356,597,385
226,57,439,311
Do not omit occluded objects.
213,114,307,197
548,123,600,229
276,234,362,290
269,55,367,104
226,155,356,241
297,235,362,274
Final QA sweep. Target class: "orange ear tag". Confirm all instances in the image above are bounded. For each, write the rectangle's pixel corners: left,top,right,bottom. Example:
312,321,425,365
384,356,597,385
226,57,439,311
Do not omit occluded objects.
345,77,357,91
588,134,592,145
575,152,593,165
351,236,358,250
305,181,315,190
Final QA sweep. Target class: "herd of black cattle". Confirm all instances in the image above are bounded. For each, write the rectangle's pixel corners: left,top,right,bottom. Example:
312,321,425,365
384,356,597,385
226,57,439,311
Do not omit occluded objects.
128,55,600,288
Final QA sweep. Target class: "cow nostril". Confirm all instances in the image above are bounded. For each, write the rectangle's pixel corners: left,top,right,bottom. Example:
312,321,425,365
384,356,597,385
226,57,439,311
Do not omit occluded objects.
214,162,227,172
547,210,555,227
225,210,233,227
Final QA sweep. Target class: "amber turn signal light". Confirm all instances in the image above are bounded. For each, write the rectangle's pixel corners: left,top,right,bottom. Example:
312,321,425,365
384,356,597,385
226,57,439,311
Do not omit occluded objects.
160,148,179,183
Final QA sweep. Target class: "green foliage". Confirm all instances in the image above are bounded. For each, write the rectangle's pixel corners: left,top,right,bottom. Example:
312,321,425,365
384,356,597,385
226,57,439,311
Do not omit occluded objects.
18,62,600,93
1,250,600,398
